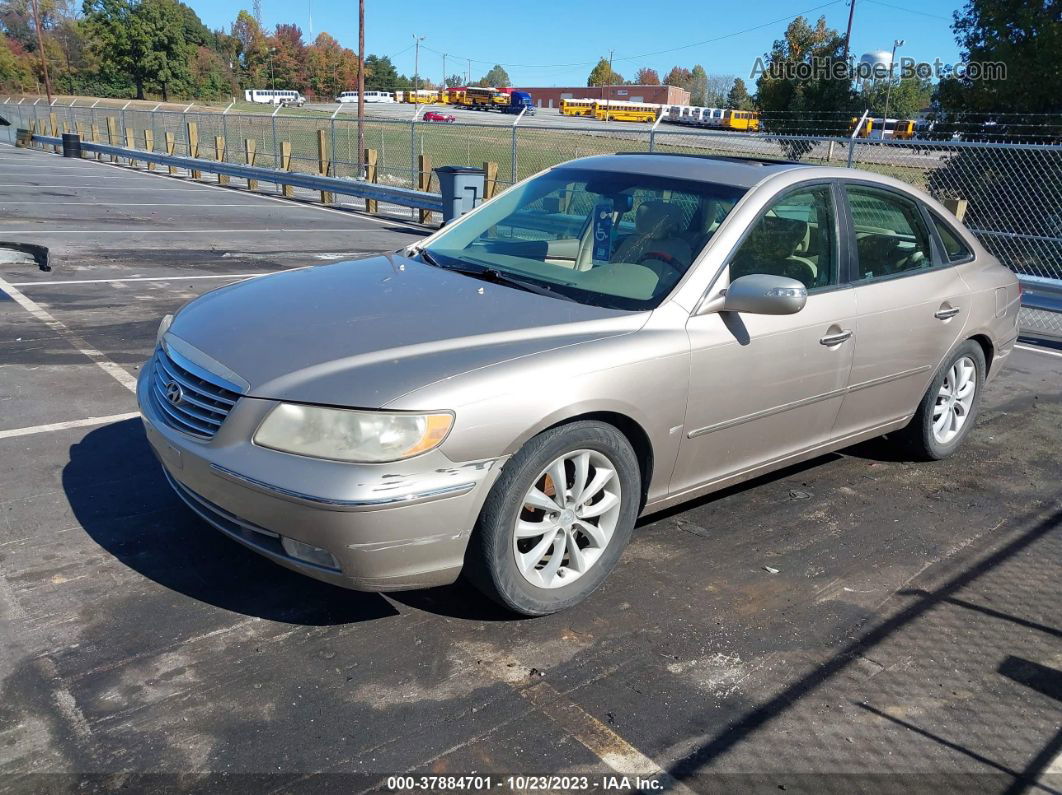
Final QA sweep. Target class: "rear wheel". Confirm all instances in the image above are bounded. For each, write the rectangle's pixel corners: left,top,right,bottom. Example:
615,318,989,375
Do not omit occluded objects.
465,421,640,616
895,340,985,460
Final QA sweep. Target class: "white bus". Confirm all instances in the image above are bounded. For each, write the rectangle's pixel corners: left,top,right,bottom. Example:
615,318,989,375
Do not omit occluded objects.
335,91,395,104
244,89,305,107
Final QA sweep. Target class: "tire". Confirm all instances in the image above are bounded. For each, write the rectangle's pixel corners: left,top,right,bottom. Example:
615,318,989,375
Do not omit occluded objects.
895,340,986,460
465,421,641,616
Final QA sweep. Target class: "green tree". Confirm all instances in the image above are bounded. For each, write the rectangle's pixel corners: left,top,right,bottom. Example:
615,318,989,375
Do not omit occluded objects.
634,66,659,85
726,76,753,110
478,63,509,87
860,75,931,119
586,57,622,87
688,64,708,105
663,65,691,88
82,0,193,99
755,15,857,155
270,22,307,91
0,32,33,89
936,0,1061,126
231,8,268,88
364,53,399,90
444,72,463,87
189,44,234,98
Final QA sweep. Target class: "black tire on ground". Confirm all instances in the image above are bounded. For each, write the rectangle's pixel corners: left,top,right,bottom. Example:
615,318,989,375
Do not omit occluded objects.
894,339,986,460
464,420,641,616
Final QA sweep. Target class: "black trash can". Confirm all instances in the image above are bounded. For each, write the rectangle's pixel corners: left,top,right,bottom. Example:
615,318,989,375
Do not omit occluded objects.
434,165,486,225
61,132,82,158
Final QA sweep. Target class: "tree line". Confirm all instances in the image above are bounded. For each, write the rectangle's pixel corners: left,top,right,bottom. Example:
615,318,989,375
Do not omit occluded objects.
0,0,517,100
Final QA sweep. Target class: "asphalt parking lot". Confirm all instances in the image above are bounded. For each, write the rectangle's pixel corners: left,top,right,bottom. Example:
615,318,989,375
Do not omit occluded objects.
1,139,1060,792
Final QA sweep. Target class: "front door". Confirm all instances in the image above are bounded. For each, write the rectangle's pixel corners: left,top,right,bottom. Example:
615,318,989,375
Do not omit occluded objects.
671,183,858,498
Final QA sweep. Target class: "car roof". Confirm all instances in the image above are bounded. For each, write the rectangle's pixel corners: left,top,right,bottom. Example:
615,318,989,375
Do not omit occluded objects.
552,153,812,189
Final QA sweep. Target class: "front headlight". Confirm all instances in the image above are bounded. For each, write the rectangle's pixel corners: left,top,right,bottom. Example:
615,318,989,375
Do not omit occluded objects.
156,314,173,346
253,403,454,463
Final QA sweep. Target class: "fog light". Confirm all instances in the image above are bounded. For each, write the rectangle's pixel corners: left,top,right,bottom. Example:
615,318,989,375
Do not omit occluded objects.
281,537,339,570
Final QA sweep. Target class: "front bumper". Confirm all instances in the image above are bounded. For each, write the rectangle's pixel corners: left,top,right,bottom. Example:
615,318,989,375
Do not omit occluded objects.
137,364,503,591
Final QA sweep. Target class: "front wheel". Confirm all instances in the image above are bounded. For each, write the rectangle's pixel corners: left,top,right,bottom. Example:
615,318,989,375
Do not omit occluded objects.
465,421,641,616
895,340,986,459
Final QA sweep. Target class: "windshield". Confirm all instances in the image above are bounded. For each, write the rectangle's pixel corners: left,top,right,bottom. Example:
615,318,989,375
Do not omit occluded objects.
423,167,746,310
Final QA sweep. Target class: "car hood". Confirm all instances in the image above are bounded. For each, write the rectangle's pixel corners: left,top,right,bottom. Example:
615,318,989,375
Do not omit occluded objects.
166,254,644,408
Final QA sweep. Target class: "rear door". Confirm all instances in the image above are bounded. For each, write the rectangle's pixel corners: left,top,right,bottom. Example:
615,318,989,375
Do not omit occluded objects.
831,183,971,438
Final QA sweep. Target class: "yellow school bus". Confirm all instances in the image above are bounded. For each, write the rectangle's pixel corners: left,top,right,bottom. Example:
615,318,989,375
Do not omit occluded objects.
406,89,438,104
560,98,596,117
848,116,916,139
721,109,760,131
592,100,659,123
442,88,466,105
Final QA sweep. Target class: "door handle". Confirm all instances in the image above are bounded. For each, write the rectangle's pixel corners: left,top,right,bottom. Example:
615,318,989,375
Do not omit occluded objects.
935,306,961,320
819,330,853,346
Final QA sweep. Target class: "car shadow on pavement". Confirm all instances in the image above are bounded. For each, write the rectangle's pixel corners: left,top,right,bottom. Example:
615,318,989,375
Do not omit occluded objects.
64,419,398,626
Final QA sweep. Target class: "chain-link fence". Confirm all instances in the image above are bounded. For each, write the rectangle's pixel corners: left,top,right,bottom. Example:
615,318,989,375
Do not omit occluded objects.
4,99,1059,336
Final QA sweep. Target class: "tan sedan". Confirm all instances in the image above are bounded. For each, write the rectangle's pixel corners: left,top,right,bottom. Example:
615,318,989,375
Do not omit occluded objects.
138,154,1020,615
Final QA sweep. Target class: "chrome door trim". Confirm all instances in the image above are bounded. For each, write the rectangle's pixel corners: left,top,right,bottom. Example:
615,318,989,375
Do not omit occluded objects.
847,364,932,393
687,387,848,438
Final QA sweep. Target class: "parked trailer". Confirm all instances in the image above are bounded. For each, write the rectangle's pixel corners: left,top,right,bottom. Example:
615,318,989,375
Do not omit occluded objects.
464,87,534,114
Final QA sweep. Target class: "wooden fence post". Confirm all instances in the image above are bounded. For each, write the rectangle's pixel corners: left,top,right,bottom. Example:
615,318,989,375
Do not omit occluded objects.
280,141,293,197
244,139,258,190
418,154,433,224
186,122,200,179
317,129,332,204
91,123,102,160
483,161,499,200
125,127,137,167
49,112,59,152
143,129,154,170
942,197,968,222
364,148,378,214
215,136,228,184
75,122,88,158
164,132,176,175
105,117,119,161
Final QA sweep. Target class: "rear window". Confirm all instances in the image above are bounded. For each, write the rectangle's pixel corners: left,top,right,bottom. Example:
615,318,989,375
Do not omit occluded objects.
932,213,973,262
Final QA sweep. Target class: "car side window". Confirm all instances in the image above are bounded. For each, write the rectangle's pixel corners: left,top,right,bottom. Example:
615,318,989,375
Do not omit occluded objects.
729,185,837,290
846,186,935,280
931,212,973,262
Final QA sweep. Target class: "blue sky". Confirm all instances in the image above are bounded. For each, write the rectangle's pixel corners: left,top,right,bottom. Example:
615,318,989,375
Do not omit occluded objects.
193,0,965,86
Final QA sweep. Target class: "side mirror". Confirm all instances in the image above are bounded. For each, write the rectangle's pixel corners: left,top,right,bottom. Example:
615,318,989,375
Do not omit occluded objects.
699,273,808,315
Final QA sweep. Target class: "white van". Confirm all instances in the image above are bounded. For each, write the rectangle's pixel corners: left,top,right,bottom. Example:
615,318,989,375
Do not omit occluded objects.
336,91,359,103
244,89,305,107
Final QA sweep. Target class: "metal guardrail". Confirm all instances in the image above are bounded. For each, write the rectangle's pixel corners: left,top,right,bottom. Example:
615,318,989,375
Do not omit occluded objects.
1019,275,1062,313
30,133,445,213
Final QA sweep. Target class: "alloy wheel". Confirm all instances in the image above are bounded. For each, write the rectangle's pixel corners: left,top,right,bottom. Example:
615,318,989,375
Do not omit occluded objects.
512,449,622,589
932,355,977,444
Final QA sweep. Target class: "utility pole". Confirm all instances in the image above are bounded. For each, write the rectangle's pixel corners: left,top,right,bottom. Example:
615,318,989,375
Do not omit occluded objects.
269,47,276,90
882,38,905,137
604,49,614,122
467,58,471,86
357,0,365,177
842,0,857,65
442,53,447,92
30,0,52,104
412,34,424,98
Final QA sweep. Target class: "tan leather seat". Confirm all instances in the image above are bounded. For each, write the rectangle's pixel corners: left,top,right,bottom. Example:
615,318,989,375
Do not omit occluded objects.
731,216,816,287
611,200,692,273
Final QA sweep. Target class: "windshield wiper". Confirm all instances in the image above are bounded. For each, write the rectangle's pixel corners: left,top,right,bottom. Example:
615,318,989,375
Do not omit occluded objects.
425,257,578,303
412,247,442,267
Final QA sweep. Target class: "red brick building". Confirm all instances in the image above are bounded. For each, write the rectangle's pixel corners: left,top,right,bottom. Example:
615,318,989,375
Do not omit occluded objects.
511,85,690,109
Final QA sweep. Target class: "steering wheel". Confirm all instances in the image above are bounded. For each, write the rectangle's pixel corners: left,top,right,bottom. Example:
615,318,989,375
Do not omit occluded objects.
637,250,686,276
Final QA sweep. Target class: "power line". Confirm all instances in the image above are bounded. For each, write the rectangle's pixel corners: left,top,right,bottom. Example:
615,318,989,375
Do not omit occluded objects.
415,0,845,73
862,0,952,21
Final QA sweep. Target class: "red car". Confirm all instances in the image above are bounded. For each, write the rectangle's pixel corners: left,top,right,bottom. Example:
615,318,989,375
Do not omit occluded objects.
423,111,456,123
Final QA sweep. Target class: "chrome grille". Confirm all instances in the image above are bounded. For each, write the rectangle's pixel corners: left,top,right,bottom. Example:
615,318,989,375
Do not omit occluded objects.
150,347,242,439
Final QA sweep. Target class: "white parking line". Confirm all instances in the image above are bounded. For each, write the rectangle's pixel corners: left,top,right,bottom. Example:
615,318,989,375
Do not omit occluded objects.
0,412,140,440
0,274,138,393
1015,343,1062,359
0,202,267,207
0,229,355,234
12,273,269,286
